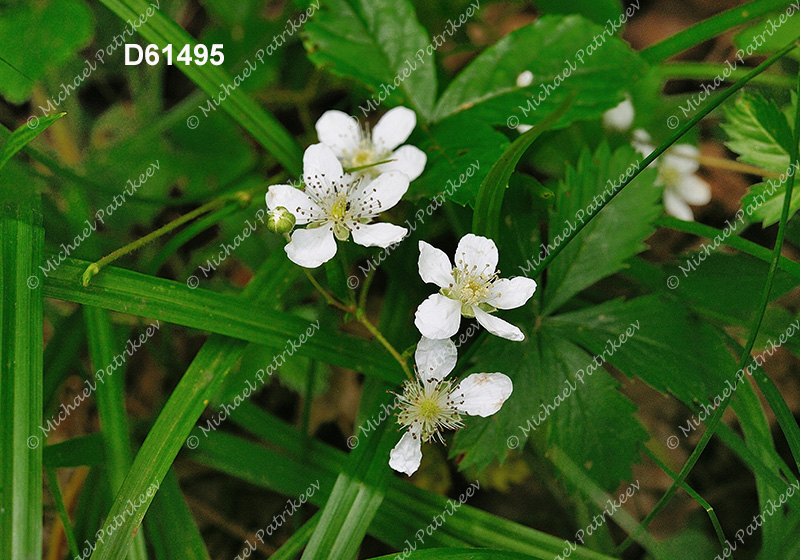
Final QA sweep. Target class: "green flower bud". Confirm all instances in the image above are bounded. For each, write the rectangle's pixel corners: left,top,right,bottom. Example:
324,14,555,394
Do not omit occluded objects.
267,207,296,235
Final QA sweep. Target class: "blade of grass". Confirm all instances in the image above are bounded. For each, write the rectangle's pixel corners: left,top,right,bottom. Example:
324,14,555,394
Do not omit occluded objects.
44,435,105,469
43,257,402,381
0,195,44,560
618,50,800,555
45,467,81,560
0,112,65,170
270,512,321,560
640,0,789,63
96,0,303,174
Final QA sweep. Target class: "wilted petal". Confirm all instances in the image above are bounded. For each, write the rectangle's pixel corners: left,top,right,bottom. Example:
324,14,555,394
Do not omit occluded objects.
473,307,524,341
315,110,362,157
663,190,695,222
389,429,423,476
266,185,321,225
373,107,417,153
418,241,453,288
486,277,537,310
415,337,457,383
454,234,498,274
376,145,427,181
285,226,338,268
351,222,407,248
414,294,462,340
453,372,513,417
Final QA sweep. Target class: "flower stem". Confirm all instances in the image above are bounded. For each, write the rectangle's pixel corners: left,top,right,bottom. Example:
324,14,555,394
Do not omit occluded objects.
356,309,413,380
82,191,252,286
301,268,352,313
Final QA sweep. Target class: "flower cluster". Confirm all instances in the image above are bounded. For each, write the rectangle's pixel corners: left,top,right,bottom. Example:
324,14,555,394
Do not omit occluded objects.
267,106,536,476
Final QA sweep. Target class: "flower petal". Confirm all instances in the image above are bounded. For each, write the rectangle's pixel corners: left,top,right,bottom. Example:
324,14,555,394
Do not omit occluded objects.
663,190,695,222
676,174,711,206
315,110,361,157
372,107,417,153
473,307,524,341
516,70,533,88
415,337,457,383
663,144,700,175
355,171,409,216
389,429,423,476
266,185,321,225
453,372,513,417
602,98,635,131
285,226,338,268
414,294,462,340
351,222,407,248
486,277,537,310
376,145,427,181
418,241,453,288
303,143,345,199
455,233,498,274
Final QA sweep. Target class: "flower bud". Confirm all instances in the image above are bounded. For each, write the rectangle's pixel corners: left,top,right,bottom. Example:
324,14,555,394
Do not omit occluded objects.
266,207,296,235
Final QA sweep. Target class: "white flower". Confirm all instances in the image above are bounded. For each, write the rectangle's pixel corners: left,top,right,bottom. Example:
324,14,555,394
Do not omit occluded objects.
389,337,513,476
632,129,711,221
414,234,537,341
516,70,534,88
315,107,427,181
603,97,635,131
266,144,409,268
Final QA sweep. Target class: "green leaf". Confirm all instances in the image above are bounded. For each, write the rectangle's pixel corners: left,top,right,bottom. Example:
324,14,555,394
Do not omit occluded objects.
96,0,302,174
452,329,647,491
412,115,509,205
723,92,793,171
43,435,105,468
472,97,573,238
534,0,623,26
0,0,93,102
735,5,800,58
146,470,211,560
365,550,542,560
302,0,437,120
0,195,44,560
0,112,65,170
433,15,647,127
541,144,660,315
42,257,403,382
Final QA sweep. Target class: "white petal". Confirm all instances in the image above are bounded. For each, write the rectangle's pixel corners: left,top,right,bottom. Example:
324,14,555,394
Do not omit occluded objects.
389,429,423,476
415,337,457,383
631,129,654,157
473,307,524,341
602,98,635,131
315,110,361,157
302,144,344,198
516,70,533,88
486,277,537,310
455,234,498,274
418,241,453,288
266,185,321,225
663,144,700,175
376,146,427,181
676,174,711,206
285,226,338,268
372,107,417,153
414,294,462,340
453,373,513,417
663,190,695,222
351,222,407,248
355,171,409,216
516,124,532,134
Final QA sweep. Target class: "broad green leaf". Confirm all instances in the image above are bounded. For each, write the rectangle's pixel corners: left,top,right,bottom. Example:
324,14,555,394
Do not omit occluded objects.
723,92,793,172
534,0,622,26
302,0,437,120
0,195,44,560
0,0,93,102
42,257,403,382
412,115,509,205
433,15,647,127
542,144,659,315
452,329,647,491
0,112,65,170
96,0,302,174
